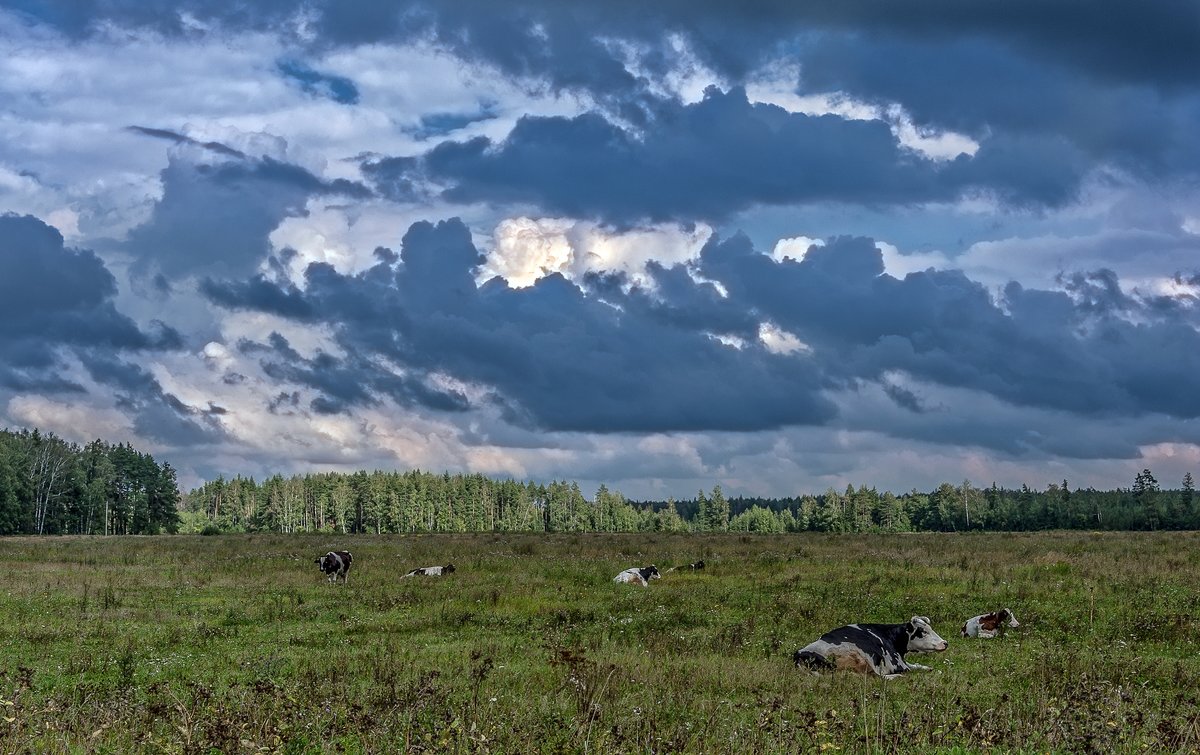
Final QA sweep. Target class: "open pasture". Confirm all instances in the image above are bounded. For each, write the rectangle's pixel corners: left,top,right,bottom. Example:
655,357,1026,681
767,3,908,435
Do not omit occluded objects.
1,531,1199,753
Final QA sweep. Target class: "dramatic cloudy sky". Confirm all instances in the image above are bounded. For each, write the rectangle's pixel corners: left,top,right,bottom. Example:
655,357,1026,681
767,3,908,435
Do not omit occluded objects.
2,0,1199,497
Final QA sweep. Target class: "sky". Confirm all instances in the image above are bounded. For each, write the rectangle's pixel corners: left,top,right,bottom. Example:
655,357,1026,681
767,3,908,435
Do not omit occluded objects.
2,0,1199,499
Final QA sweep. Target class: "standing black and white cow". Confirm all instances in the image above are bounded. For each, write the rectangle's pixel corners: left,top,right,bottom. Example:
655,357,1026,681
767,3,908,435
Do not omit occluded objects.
315,551,353,584
961,608,1020,638
794,616,949,679
402,564,456,578
613,565,661,586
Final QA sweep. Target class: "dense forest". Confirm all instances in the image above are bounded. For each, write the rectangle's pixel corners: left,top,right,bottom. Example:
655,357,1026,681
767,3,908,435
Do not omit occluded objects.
0,429,180,535
2,427,1196,536
182,467,1198,535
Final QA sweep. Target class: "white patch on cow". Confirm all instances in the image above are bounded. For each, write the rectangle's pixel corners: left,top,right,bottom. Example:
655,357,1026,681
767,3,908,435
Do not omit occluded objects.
613,566,660,586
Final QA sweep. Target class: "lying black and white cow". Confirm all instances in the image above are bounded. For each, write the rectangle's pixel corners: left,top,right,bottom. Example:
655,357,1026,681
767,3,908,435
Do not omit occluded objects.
961,608,1020,638
613,565,661,586
315,551,353,584
402,564,456,578
664,560,705,574
794,616,948,679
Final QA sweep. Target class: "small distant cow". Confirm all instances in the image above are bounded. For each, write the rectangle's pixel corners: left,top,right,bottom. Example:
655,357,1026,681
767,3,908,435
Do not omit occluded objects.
402,564,456,578
665,560,705,574
961,608,1020,638
315,551,353,584
613,565,661,586
794,616,949,679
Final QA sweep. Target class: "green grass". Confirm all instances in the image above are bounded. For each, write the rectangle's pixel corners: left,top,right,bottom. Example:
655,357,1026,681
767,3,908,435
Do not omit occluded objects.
1,531,1199,753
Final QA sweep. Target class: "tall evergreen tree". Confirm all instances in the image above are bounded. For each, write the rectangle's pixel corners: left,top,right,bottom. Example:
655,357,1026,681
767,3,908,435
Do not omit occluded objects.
709,485,730,532
1182,472,1195,526
1132,469,1160,530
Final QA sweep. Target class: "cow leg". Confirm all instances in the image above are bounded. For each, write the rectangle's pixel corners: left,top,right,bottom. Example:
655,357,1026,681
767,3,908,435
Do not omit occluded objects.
906,662,933,671
979,629,997,639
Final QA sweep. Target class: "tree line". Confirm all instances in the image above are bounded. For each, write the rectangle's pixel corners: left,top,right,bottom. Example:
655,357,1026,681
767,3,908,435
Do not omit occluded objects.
0,429,180,535
182,467,1199,535
3,426,1196,536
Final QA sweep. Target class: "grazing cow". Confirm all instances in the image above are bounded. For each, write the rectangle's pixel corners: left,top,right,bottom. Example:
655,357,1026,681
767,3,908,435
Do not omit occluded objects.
794,616,949,679
961,608,1020,638
402,564,456,578
613,565,661,586
315,551,353,584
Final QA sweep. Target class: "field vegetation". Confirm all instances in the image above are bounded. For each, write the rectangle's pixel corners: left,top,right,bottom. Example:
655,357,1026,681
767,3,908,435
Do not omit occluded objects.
1,531,1199,753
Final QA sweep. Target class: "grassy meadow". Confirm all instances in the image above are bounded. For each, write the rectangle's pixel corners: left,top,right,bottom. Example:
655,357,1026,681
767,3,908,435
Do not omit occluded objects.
1,531,1199,753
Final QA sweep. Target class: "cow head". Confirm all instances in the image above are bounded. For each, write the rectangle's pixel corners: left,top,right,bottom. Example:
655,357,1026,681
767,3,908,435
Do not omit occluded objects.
315,555,328,572
905,616,948,652
999,608,1020,628
443,564,456,573
641,565,661,581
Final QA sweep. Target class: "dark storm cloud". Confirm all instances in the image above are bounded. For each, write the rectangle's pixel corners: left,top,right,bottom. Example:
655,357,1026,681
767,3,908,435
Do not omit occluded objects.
0,214,218,444
795,34,1200,180
201,218,1200,455
14,1,1198,91
242,330,473,416
15,1,1199,226
122,152,371,279
127,125,247,158
368,88,969,224
203,218,835,432
695,234,1200,422
881,381,927,413
365,87,1109,224
199,275,315,320
0,214,180,387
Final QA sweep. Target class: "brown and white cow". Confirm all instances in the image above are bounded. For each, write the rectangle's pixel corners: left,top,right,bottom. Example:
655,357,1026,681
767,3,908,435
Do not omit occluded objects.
315,551,353,584
402,564,456,578
961,608,1020,638
613,565,661,586
794,616,949,679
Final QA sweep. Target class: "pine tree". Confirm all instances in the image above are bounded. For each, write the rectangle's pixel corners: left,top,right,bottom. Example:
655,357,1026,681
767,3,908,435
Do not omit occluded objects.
1132,469,1160,530
694,489,711,532
1182,472,1195,526
709,485,730,532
